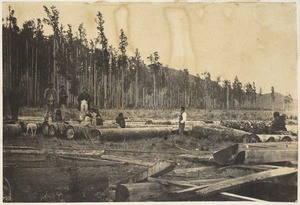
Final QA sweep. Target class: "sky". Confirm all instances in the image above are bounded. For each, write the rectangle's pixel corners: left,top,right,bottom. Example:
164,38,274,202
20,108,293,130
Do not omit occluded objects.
2,1,299,98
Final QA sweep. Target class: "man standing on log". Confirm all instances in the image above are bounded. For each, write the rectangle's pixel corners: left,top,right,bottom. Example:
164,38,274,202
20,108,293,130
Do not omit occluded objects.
43,82,58,122
178,106,187,136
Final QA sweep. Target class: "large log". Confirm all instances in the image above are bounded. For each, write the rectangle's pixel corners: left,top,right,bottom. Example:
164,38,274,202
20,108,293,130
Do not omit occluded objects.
116,182,167,202
213,142,298,165
196,167,297,197
191,124,260,143
256,134,295,142
3,166,109,202
90,127,173,142
4,148,105,157
65,124,94,140
3,123,22,138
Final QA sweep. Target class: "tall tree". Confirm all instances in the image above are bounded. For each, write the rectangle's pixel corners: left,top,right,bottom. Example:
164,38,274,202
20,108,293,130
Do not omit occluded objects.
271,86,275,110
118,29,128,108
95,11,109,107
43,5,60,90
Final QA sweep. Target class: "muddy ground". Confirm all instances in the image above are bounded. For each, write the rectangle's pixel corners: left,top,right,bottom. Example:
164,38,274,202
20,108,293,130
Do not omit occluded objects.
3,108,298,202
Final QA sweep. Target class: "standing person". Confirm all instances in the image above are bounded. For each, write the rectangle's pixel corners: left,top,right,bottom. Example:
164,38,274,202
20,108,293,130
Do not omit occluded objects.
43,82,58,122
178,106,187,136
116,113,126,128
77,87,91,111
59,85,68,120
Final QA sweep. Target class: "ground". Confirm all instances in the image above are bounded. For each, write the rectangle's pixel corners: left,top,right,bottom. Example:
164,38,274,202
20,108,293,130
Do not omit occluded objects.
3,108,298,202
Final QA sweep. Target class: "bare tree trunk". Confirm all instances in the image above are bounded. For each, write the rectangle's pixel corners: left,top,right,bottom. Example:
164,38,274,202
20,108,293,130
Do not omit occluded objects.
135,69,138,108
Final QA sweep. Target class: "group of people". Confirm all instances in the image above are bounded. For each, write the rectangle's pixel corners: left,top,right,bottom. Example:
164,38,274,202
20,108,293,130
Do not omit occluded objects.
43,82,286,134
43,83,93,123
43,82,69,122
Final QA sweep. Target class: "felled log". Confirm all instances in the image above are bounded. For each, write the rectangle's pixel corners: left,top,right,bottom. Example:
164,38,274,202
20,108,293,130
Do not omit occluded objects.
3,124,22,138
116,182,167,202
220,120,269,134
4,147,105,157
117,161,176,185
196,167,298,197
90,127,173,142
65,124,94,140
213,142,298,165
191,124,260,143
47,122,68,137
3,166,109,202
256,134,295,142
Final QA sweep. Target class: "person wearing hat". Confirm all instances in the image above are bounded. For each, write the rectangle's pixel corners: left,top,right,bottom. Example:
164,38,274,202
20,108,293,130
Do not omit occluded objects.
178,106,187,136
58,85,68,120
43,82,58,122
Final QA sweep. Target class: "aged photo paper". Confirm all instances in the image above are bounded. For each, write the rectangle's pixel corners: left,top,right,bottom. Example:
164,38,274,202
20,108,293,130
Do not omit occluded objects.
1,0,298,203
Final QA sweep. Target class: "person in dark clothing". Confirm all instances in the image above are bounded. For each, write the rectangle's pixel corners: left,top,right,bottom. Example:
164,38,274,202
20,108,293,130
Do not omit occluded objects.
59,85,68,120
269,111,287,133
116,113,126,128
43,82,58,122
54,109,63,122
8,86,23,121
77,87,91,111
59,85,68,107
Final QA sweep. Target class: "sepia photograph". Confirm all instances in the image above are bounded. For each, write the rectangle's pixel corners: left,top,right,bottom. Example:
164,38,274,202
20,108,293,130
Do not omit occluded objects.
1,0,298,202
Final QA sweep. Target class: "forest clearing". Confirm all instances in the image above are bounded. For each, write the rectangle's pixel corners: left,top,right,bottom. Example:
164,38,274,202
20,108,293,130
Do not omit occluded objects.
3,108,298,202
2,2,298,203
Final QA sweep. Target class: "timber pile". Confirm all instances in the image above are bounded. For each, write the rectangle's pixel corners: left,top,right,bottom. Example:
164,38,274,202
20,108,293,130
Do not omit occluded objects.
220,120,270,134
115,165,297,202
213,142,298,166
191,124,260,143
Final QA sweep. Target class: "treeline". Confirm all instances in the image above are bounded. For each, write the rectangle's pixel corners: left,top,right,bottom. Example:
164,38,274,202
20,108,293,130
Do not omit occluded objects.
2,5,288,110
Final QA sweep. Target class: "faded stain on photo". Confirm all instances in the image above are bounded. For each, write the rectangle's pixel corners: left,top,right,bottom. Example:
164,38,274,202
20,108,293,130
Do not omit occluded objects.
2,0,298,203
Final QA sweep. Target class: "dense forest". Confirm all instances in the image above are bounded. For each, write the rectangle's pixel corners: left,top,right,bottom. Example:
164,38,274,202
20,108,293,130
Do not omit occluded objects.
2,5,294,110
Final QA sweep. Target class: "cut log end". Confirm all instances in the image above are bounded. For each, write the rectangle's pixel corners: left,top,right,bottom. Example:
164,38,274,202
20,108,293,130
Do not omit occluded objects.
66,125,75,140
116,185,129,202
90,129,101,141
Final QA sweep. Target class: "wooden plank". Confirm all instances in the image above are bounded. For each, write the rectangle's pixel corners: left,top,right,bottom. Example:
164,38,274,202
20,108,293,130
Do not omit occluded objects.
219,192,267,202
216,164,279,174
101,155,153,166
147,177,195,188
170,184,208,194
179,154,215,163
196,167,297,197
174,166,216,175
117,161,176,185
